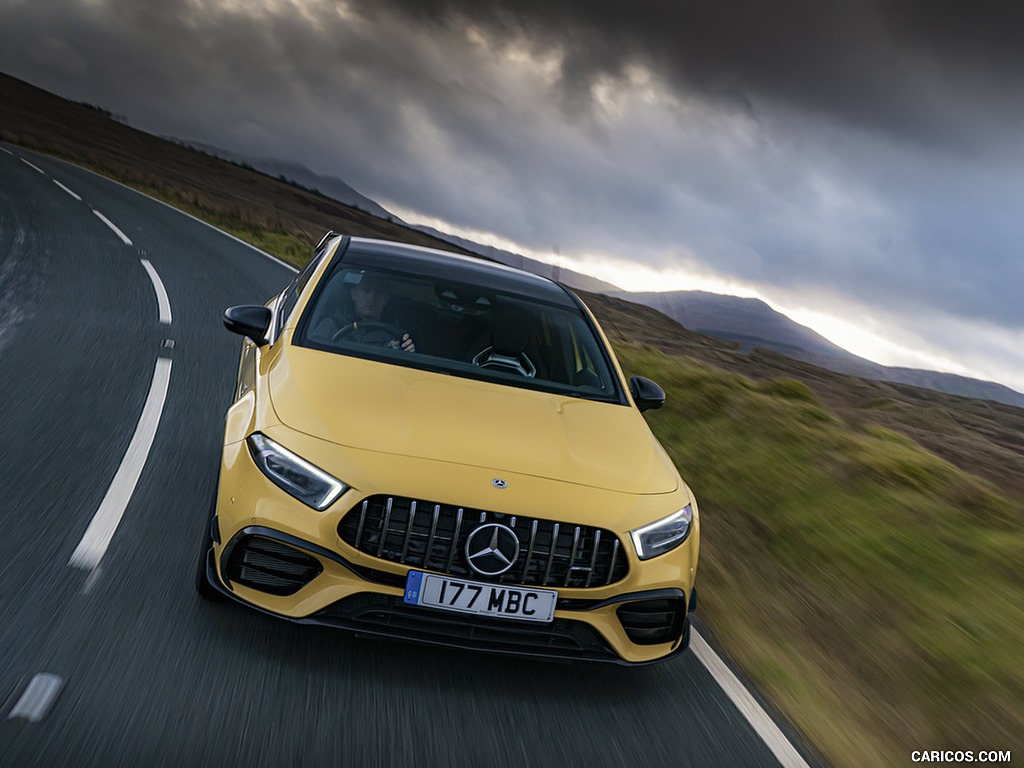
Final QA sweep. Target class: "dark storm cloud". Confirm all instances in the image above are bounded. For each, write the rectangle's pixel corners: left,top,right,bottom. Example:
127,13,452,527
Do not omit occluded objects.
2,0,1023,384
351,0,1024,151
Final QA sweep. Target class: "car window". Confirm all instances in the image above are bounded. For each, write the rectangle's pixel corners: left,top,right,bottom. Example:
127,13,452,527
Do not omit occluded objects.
295,261,624,403
275,243,330,338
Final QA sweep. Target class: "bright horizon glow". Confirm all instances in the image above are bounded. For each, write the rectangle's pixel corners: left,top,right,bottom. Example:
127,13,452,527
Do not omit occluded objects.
388,204,1021,392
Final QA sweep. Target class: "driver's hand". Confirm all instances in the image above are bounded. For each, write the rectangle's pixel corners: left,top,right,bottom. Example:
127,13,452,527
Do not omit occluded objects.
399,333,415,352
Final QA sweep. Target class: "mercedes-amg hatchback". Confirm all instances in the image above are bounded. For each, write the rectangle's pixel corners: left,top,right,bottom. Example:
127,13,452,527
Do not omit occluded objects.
196,233,700,664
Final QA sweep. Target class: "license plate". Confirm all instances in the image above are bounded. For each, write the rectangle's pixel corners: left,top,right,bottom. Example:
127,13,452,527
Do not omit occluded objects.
403,571,556,623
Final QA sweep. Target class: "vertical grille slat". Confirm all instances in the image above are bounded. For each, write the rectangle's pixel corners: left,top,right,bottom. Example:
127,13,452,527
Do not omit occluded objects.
377,497,395,558
354,499,370,548
586,530,601,587
425,504,441,570
522,520,538,581
339,496,628,588
400,501,418,562
543,523,560,586
446,508,464,572
606,539,620,586
563,526,582,587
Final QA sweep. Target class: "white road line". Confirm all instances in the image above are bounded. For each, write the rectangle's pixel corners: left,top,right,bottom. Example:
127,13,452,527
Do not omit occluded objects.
81,565,103,595
140,259,172,324
691,630,812,768
52,179,82,201
20,158,47,175
0,146,13,155
7,673,63,723
69,164,297,272
92,209,133,246
69,357,172,571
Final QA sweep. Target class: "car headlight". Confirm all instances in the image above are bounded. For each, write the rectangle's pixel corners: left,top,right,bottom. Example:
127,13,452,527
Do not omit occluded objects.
247,433,347,510
630,506,693,560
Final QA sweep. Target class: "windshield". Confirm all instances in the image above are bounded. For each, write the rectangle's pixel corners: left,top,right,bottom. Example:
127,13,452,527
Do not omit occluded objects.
295,259,624,403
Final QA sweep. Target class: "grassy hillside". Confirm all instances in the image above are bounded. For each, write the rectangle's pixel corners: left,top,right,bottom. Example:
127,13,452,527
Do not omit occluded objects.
4,71,1023,766
616,344,1023,766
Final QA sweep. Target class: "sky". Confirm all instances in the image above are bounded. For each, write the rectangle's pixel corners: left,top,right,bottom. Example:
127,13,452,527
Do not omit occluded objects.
3,0,1024,391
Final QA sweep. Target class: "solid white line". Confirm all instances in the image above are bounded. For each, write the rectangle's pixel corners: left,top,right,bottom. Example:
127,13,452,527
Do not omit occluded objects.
140,259,172,324
7,673,63,722
691,630,812,768
52,179,82,201
20,158,47,175
92,209,133,246
69,357,172,571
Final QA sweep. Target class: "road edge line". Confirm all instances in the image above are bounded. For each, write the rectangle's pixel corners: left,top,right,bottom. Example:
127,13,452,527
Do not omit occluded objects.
691,629,812,768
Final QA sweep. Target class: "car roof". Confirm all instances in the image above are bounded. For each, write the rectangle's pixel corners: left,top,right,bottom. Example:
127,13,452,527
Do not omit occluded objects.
341,236,577,308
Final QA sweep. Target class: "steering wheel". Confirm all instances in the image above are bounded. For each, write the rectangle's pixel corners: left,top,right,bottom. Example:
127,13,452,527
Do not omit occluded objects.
330,320,407,344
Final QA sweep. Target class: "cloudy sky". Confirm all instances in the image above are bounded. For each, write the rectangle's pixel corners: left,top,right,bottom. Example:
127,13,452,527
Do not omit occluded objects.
3,0,1024,390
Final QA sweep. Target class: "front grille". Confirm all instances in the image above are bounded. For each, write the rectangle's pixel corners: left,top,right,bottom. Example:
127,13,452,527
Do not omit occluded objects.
313,593,619,661
225,535,323,596
616,597,687,645
338,495,629,588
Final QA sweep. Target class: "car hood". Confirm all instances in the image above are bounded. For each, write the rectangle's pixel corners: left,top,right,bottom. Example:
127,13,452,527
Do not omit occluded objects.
268,345,680,495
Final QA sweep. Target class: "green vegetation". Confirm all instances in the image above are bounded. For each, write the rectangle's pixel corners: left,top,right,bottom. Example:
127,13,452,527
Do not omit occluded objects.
617,343,1024,767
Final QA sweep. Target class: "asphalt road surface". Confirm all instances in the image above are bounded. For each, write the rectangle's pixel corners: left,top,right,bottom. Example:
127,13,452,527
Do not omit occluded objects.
0,144,821,768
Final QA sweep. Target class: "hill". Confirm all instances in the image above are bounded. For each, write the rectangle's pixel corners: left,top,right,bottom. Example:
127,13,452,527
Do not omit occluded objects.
621,289,1024,408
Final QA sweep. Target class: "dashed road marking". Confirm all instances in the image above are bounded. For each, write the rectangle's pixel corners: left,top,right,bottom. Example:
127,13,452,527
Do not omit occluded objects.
92,209,133,246
20,158,46,175
7,673,64,723
52,179,82,201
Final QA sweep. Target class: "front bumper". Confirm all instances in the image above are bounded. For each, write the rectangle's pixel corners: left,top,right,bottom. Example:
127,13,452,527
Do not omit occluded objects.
203,531,692,666
208,435,699,665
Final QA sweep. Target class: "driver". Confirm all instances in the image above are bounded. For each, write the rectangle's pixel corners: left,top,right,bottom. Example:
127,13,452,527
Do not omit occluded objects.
343,272,415,352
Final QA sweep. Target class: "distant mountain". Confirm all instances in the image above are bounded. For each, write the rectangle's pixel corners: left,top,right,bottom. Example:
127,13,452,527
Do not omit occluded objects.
620,290,1024,408
177,140,398,221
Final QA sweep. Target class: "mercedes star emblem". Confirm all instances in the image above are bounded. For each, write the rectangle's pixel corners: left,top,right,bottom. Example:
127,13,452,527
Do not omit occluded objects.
465,523,520,576
492,478,508,489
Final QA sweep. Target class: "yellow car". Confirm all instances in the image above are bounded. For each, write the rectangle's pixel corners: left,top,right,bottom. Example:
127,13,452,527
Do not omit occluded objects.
196,233,700,665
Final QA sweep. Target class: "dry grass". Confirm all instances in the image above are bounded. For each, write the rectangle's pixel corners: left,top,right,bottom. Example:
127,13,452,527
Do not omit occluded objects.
615,344,1024,768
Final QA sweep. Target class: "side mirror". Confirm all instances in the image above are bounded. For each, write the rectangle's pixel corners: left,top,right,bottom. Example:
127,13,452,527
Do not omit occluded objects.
629,376,666,412
224,305,272,347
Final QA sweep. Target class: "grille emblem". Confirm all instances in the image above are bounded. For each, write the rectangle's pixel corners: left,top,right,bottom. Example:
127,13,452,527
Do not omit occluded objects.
492,478,508,489
465,524,520,576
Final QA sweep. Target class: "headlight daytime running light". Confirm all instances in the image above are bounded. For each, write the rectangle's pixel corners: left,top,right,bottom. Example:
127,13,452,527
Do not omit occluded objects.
247,433,347,510
630,505,693,560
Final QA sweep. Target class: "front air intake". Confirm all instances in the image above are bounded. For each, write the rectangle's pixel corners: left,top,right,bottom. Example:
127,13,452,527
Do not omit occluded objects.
224,535,322,596
616,597,687,645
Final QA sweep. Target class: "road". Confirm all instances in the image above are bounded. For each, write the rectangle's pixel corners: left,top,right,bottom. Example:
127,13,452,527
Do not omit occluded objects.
0,144,820,768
